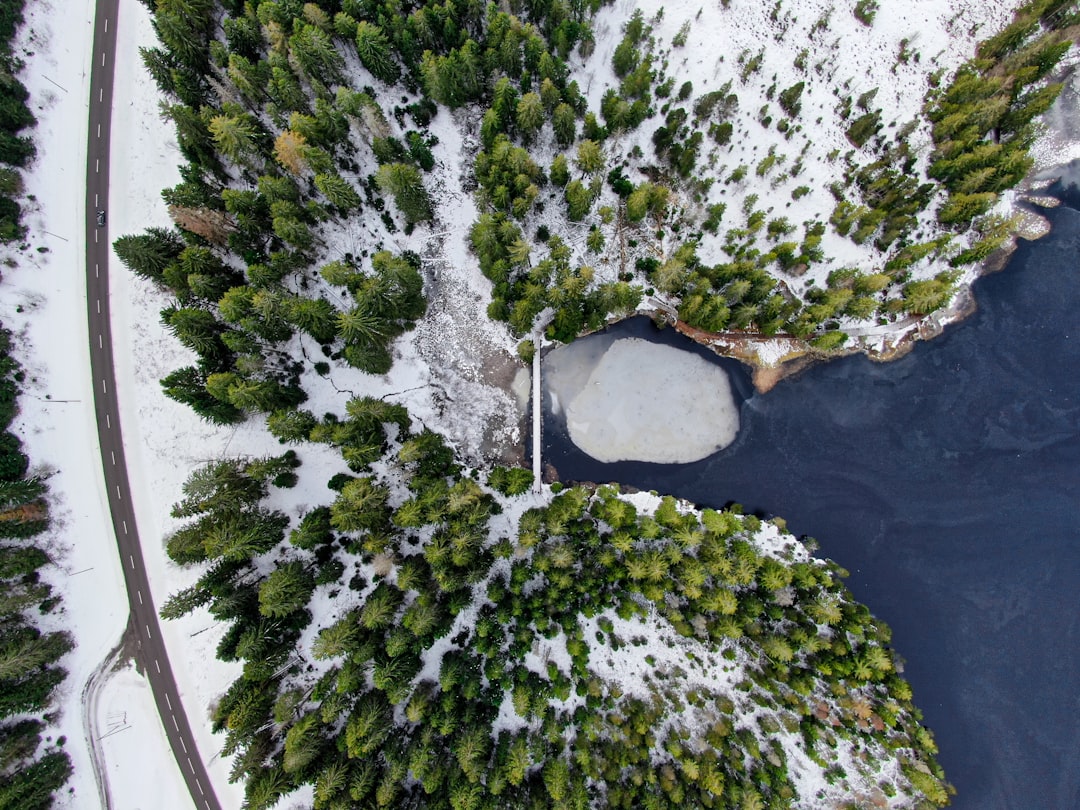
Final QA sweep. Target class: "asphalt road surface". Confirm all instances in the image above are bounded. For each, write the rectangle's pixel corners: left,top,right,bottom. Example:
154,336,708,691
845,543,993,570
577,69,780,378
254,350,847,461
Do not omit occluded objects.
84,3,223,808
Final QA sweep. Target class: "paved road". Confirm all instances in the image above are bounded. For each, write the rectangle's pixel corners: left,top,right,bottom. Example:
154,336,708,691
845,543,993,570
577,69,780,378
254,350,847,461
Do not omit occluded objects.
84,3,222,809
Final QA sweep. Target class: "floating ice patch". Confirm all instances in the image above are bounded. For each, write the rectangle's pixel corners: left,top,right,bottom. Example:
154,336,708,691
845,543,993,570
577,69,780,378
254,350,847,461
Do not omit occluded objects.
552,337,739,464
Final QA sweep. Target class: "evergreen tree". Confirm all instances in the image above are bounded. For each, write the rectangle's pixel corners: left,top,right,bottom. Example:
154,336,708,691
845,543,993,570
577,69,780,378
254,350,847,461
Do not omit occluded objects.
375,163,433,225
575,139,604,175
258,561,316,617
515,92,544,141
564,180,591,222
289,24,345,86
160,366,243,423
330,477,389,533
208,111,261,164
0,627,73,680
113,227,185,283
0,750,72,810
314,173,362,213
284,296,338,343
355,22,399,83
552,102,576,147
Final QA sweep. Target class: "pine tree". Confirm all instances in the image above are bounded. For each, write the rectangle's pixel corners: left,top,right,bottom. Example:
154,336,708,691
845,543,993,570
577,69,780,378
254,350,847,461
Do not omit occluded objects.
375,163,432,225
575,139,604,175
208,113,260,163
159,582,214,619
355,22,399,83
0,718,44,770
258,561,315,617
201,509,288,560
0,543,47,578
345,693,392,757
0,666,65,717
282,712,322,773
140,46,177,96
226,54,269,106
269,65,309,113
284,297,338,343
113,227,184,282
154,2,211,72
289,24,344,85
331,477,389,533
515,92,544,141
270,201,315,250
337,308,387,346
172,459,266,518
0,627,73,680
160,367,243,423
273,130,308,175
565,180,591,221
314,173,362,212
311,613,360,659
553,102,576,147
167,205,237,245
163,307,228,360
0,750,72,810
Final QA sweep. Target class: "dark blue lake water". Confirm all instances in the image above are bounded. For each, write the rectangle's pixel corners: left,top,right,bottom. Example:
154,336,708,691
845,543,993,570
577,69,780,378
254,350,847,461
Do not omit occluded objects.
543,188,1080,809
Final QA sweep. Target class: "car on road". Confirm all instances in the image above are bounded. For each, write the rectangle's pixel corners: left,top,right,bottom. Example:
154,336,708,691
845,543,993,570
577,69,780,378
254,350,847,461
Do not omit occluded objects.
96,209,106,227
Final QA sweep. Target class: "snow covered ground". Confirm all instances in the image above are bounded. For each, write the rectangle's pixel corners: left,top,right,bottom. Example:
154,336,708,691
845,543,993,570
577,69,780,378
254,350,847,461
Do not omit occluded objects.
1,0,172,806
96,662,191,810
554,0,1064,364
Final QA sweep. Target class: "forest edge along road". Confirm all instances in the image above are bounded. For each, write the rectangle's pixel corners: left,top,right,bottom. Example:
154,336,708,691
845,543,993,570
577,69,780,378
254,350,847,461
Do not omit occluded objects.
84,1,223,808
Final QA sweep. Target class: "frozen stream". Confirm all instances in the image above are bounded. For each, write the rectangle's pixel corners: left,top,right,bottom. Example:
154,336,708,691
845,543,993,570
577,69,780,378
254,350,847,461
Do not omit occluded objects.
545,336,740,464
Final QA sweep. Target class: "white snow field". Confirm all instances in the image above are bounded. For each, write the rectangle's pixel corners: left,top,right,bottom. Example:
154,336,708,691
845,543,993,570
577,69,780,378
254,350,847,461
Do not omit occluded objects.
96,662,191,810
549,337,740,463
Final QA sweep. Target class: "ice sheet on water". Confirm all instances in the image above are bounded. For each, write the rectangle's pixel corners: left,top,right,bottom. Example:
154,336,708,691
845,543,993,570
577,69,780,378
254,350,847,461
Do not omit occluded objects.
549,337,739,464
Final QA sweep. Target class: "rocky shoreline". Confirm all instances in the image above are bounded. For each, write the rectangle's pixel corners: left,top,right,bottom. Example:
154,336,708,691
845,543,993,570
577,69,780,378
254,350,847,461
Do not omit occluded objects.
617,190,1058,394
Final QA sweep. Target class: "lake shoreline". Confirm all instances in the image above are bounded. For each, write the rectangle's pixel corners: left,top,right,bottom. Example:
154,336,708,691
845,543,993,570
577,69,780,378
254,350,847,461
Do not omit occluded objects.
578,191,1057,395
